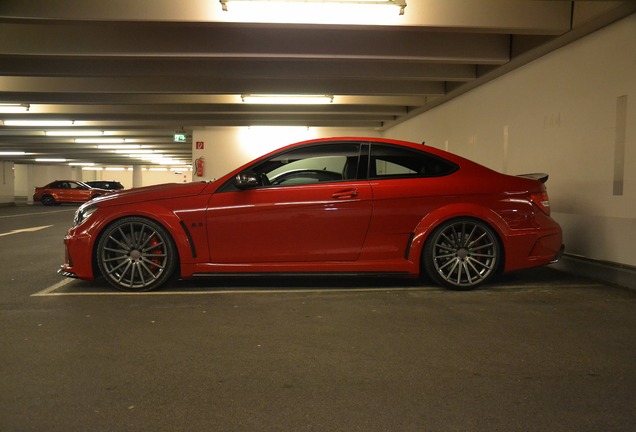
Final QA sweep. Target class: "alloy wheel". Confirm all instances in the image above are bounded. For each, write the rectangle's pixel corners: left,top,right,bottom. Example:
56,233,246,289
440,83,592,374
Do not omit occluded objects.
425,219,499,289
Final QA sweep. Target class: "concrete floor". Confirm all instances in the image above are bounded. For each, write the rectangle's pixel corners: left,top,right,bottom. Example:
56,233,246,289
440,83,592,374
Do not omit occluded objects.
1,205,635,431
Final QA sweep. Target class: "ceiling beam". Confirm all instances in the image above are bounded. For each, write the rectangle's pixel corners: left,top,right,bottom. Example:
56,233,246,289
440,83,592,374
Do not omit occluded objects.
0,22,511,64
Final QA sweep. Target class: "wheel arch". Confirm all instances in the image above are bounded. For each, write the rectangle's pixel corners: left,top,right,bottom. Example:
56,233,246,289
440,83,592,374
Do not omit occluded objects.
407,204,508,274
90,209,186,279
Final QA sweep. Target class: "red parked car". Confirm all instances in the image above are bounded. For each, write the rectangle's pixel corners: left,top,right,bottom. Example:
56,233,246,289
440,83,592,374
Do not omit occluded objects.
60,137,563,292
33,180,110,206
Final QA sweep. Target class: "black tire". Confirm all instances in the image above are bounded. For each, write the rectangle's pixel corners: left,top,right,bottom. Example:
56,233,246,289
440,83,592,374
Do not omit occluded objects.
41,195,55,206
423,218,500,290
96,217,178,292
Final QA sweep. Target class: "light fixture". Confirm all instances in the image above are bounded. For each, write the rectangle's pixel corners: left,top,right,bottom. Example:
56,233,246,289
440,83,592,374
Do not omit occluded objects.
0,103,30,113
35,158,67,163
115,149,157,154
69,162,95,166
2,120,75,127
220,0,406,15
82,167,104,171
46,130,104,136
97,144,142,150
76,138,126,144
241,94,334,104
105,167,126,171
0,151,27,156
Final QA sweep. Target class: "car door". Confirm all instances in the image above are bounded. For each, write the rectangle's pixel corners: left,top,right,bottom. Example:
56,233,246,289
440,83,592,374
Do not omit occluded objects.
206,142,373,264
55,181,72,202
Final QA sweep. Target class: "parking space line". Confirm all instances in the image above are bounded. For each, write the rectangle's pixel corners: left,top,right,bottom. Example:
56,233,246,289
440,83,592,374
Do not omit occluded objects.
0,209,75,219
31,278,76,296
32,280,433,297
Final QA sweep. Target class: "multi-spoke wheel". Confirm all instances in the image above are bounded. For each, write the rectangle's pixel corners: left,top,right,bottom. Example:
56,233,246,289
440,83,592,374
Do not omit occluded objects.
423,218,500,290
96,217,177,291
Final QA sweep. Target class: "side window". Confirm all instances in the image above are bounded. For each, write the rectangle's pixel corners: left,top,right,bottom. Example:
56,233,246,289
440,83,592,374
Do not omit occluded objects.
369,144,458,179
256,143,361,187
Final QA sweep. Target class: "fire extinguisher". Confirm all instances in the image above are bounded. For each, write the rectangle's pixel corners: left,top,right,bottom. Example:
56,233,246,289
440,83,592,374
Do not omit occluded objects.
195,157,204,177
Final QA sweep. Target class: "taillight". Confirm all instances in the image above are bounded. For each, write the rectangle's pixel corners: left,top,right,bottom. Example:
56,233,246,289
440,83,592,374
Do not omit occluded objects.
530,186,551,215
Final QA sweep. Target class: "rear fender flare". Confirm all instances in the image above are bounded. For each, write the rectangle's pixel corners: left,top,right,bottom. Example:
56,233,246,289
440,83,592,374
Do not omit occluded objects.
407,203,508,268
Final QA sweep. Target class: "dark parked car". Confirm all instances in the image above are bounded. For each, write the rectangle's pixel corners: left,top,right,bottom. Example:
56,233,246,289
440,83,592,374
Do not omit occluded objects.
85,181,125,191
60,137,563,292
33,180,110,206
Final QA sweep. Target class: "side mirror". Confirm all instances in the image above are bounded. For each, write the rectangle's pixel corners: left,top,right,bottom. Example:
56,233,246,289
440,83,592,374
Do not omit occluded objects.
234,171,260,189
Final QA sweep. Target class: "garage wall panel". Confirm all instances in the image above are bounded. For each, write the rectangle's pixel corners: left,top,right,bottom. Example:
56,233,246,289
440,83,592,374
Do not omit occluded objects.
386,14,636,267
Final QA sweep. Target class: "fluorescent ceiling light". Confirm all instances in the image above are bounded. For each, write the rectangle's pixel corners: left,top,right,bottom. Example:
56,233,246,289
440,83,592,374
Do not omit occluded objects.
2,120,75,127
221,0,405,14
148,167,169,171
241,94,334,104
0,104,30,113
82,167,104,171
149,158,185,165
115,149,157,154
97,144,141,150
46,130,104,136
69,162,95,166
0,151,27,156
105,167,126,171
36,158,67,162
219,0,405,24
76,138,126,144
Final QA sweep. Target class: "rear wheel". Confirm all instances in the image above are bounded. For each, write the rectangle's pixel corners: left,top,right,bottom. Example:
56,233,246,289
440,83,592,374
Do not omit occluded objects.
96,217,177,291
41,195,55,206
423,218,500,290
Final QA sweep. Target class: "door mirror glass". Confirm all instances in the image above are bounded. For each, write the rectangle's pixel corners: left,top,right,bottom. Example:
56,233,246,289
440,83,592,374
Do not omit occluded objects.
234,171,261,189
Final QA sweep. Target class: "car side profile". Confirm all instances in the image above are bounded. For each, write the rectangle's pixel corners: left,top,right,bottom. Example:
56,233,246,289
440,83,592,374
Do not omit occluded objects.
60,137,564,291
33,180,110,206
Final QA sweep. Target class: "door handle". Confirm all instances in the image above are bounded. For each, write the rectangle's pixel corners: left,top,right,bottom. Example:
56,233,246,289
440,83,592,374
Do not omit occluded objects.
332,188,359,199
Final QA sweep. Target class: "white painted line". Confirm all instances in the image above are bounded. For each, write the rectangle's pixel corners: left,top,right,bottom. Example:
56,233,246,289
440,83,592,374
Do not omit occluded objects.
0,225,53,237
31,278,76,296
0,209,75,219
32,284,433,297
31,279,602,297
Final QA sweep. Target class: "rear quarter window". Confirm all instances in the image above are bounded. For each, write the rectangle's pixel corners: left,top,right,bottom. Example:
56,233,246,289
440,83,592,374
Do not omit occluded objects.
369,144,458,179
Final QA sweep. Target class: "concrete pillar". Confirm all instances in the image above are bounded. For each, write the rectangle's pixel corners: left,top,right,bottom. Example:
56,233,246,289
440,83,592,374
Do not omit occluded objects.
132,165,143,188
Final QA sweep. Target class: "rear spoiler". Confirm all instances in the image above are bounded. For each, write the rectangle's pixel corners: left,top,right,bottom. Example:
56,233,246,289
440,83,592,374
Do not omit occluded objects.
517,173,549,183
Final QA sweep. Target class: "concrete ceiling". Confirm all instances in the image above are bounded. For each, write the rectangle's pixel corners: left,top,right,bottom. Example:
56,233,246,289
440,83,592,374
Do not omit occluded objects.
1,0,635,167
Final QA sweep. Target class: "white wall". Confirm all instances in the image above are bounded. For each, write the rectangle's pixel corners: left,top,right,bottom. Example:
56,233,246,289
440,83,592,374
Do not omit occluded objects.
8,163,191,204
385,14,636,267
192,126,381,181
0,162,15,204
79,168,190,188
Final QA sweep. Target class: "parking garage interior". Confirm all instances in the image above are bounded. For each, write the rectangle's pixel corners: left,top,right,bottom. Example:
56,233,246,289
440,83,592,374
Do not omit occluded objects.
1,1,635,431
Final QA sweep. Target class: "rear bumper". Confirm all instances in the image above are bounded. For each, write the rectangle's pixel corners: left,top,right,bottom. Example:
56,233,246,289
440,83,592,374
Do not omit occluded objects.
551,244,565,263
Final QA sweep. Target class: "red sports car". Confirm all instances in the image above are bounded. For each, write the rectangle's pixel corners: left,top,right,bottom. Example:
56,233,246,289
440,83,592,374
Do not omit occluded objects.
60,137,563,291
33,180,110,206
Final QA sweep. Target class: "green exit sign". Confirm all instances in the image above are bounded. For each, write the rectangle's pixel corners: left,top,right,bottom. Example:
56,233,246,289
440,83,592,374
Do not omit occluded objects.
173,133,187,142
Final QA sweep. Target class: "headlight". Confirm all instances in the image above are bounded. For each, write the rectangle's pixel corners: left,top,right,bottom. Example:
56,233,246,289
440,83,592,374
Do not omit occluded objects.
73,203,99,227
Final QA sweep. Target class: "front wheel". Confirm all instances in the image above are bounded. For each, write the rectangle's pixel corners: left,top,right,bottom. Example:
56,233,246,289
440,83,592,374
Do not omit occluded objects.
96,217,177,291
423,218,501,290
